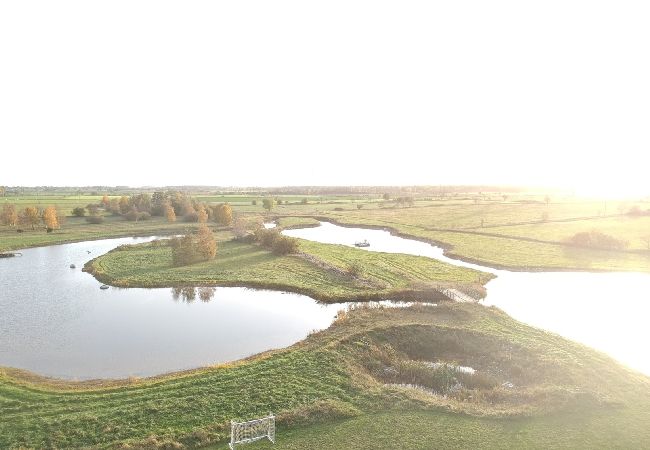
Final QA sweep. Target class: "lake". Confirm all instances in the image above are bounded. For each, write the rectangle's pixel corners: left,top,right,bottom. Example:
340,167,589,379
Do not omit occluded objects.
0,237,346,379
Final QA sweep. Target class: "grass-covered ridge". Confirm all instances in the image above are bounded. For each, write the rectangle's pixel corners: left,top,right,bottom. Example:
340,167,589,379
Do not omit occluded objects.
2,304,650,449
85,237,487,302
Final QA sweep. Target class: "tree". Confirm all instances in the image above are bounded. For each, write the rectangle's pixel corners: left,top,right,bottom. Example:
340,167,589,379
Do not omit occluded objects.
125,207,140,221
262,198,275,212
0,186,5,197
118,196,130,214
213,203,233,226
383,193,390,200
197,204,208,224
231,215,251,240
170,226,217,266
151,191,168,216
108,198,121,215
42,206,60,230
165,204,176,222
129,193,152,213
20,206,40,230
1,204,18,226
72,207,86,217
170,234,196,266
196,225,217,260
100,195,110,209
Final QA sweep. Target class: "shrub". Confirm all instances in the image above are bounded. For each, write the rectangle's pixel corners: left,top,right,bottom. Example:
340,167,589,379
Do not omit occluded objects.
72,207,86,217
183,212,199,223
272,235,299,255
334,207,344,211
627,206,649,217
567,231,628,251
255,228,280,248
86,215,104,224
125,208,139,221
346,261,364,277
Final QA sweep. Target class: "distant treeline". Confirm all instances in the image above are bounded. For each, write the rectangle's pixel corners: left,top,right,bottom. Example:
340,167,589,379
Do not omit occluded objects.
0,185,545,197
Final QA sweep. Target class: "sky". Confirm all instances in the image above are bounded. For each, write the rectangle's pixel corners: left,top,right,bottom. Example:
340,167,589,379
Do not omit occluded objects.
0,1,648,195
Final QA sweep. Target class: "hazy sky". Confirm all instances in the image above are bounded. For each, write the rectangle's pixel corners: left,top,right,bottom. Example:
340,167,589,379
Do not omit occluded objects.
1,1,648,194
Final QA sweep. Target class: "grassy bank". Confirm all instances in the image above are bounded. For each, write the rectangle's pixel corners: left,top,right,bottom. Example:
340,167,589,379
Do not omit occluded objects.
0,215,213,252
84,237,487,302
2,304,649,449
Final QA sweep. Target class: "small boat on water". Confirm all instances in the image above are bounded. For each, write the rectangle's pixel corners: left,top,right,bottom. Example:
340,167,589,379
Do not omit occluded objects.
354,240,370,247
100,285,109,290
70,264,76,269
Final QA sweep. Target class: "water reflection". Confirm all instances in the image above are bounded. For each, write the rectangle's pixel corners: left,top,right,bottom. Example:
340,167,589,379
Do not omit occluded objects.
171,286,217,303
0,237,347,379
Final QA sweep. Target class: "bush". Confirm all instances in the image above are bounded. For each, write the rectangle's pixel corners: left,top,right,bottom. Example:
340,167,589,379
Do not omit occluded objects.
125,209,139,221
86,215,104,224
567,231,628,251
272,235,299,255
255,228,280,248
72,207,86,217
183,212,199,223
346,261,364,277
628,206,649,217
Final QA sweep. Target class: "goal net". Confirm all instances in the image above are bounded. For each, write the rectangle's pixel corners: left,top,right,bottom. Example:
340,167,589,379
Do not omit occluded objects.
230,413,275,449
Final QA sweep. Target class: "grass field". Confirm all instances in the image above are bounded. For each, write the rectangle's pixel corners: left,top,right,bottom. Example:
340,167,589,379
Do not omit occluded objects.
0,215,210,252
2,304,649,449
85,237,487,302
277,201,650,272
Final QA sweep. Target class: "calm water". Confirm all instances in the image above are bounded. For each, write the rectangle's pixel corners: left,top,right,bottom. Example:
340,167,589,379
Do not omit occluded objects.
0,237,348,379
284,222,650,375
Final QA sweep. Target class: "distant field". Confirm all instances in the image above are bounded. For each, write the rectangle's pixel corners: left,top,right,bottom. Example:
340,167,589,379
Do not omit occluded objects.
299,201,650,272
2,193,649,271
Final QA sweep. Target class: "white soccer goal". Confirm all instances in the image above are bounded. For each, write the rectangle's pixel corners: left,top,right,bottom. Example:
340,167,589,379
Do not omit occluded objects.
229,413,275,449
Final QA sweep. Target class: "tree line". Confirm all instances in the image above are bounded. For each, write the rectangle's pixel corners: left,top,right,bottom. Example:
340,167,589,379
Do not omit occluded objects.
1,204,63,231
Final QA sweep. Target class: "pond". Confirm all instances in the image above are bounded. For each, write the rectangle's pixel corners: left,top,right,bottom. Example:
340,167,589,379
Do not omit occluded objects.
0,237,351,380
283,221,650,376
